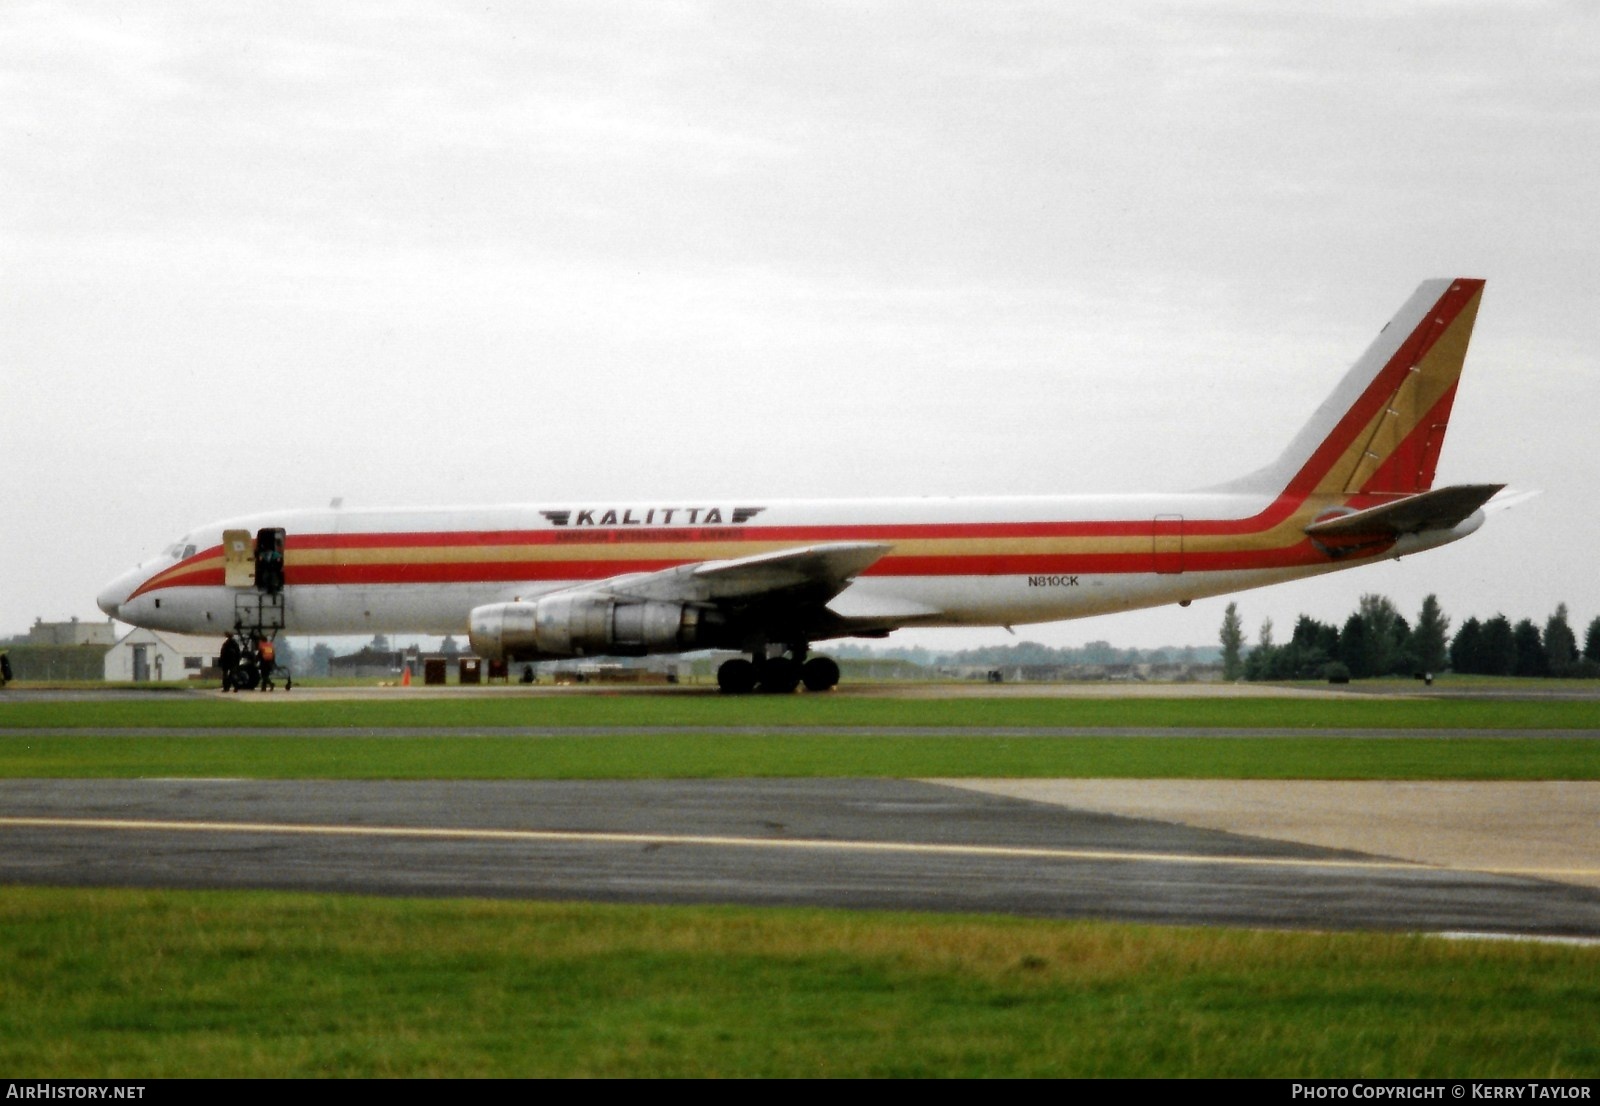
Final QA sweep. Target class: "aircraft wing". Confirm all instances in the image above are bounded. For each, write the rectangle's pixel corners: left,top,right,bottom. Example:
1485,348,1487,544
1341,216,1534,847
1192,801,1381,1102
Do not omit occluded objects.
1304,483,1505,539
572,541,894,605
471,541,901,664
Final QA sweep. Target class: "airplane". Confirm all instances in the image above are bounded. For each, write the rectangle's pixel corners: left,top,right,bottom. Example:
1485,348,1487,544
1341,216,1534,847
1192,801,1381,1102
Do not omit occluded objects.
98,277,1505,693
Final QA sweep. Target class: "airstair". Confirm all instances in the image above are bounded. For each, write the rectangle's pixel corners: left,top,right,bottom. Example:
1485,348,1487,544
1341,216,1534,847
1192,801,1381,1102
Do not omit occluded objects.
221,527,290,691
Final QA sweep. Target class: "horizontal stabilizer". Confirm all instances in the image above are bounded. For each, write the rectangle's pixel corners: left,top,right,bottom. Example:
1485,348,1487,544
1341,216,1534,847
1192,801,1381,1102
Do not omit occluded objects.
1483,487,1541,514
1303,483,1504,539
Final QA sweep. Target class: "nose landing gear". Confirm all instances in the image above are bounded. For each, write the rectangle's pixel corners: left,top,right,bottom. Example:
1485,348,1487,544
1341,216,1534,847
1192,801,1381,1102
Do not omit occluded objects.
220,632,291,693
220,529,292,693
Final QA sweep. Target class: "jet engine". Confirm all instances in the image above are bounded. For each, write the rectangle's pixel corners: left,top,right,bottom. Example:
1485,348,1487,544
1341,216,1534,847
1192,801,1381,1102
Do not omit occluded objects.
469,594,711,661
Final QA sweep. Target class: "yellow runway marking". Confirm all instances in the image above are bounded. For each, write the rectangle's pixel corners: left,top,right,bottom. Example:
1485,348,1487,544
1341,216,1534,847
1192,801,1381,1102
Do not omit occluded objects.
4,815,1595,882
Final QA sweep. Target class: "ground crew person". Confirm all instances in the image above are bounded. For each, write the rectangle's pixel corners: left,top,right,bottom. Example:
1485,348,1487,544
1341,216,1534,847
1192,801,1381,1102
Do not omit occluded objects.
219,636,241,692
258,638,276,691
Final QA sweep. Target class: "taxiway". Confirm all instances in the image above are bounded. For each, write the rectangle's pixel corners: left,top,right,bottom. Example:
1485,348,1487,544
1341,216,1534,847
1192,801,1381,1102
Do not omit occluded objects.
2,777,1596,936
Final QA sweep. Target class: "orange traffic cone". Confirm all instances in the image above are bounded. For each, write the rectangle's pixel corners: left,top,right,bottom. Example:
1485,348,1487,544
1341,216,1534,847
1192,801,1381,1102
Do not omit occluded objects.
401,665,411,687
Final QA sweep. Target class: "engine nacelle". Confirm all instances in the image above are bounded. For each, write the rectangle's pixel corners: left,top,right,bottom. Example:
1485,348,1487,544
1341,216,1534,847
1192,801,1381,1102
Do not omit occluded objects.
469,595,706,661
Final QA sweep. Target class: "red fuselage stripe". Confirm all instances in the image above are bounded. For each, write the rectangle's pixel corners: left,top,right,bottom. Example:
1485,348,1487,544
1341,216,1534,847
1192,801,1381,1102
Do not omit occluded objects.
134,538,1359,595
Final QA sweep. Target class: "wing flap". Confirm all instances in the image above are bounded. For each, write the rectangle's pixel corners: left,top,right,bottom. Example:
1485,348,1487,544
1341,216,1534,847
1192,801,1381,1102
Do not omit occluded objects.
594,541,893,604
690,541,890,598
825,585,942,622
1304,483,1504,538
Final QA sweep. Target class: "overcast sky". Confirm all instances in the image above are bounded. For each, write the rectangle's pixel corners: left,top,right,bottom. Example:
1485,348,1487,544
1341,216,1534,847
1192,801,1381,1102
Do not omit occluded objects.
4,1,1596,651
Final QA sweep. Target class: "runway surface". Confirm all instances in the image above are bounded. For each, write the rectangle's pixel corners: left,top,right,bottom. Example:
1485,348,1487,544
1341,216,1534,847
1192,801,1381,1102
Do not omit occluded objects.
3,778,1597,937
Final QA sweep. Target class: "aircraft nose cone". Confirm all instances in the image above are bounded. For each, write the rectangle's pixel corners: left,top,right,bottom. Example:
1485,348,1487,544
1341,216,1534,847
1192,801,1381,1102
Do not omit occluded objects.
96,579,125,620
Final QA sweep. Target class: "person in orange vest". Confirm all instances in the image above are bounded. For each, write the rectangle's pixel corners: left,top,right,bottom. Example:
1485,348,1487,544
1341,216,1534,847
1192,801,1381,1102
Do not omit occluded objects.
257,637,276,691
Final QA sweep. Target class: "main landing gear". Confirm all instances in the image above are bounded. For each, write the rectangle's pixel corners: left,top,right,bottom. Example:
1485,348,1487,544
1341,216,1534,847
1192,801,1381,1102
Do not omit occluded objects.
717,646,840,695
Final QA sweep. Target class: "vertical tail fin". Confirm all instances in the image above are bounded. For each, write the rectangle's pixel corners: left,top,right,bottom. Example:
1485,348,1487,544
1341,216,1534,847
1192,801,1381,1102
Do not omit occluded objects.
1223,278,1485,500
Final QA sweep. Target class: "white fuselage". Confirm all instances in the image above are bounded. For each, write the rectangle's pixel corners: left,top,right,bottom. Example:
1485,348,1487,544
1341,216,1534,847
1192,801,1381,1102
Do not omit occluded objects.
98,491,1480,641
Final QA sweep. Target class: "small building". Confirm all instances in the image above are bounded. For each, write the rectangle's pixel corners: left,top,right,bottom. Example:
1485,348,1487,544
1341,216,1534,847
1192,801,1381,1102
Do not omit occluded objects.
104,628,227,683
29,617,117,646
329,646,420,680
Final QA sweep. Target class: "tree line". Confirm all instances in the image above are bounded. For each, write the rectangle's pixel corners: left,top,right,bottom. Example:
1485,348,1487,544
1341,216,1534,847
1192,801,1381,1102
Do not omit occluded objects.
1220,596,1600,681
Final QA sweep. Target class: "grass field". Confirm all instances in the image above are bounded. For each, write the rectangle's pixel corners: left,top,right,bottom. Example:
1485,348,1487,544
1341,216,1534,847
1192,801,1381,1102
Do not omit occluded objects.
2,693,1596,780
5,690,1600,730
1,690,1596,1077
2,887,1596,1078
2,733,1596,780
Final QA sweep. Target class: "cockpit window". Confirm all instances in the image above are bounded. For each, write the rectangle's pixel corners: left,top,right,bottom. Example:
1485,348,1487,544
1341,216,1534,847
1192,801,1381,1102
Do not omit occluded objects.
183,544,196,559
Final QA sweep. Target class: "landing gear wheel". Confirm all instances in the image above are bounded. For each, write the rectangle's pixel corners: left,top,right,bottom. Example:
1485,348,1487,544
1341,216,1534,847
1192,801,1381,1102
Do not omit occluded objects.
717,658,757,694
233,662,260,692
801,656,841,692
756,656,801,695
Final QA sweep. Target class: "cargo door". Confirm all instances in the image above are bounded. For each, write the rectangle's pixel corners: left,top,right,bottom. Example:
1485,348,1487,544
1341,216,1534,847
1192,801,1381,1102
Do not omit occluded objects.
223,530,256,588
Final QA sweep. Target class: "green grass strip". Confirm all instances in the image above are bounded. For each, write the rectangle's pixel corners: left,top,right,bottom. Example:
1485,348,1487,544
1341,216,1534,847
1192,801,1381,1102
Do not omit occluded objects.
2,733,1595,779
3,693,1600,730
1,887,1595,1078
